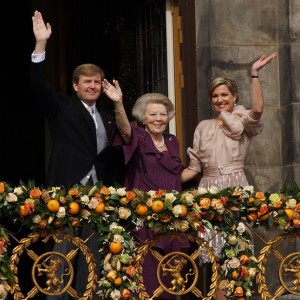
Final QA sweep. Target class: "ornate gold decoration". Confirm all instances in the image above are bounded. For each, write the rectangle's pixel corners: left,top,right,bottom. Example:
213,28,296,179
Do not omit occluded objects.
280,252,300,295
10,230,98,300
158,252,197,294
32,251,73,295
256,233,300,299
135,232,218,299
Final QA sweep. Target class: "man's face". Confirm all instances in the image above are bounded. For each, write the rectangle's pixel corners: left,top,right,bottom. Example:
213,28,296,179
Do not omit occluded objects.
73,73,102,103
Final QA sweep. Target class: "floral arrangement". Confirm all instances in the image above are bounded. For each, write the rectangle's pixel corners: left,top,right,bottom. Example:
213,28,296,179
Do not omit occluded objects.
0,180,300,300
0,226,12,300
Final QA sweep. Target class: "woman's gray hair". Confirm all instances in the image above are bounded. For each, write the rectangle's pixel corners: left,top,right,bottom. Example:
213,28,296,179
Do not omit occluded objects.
209,77,239,103
132,93,175,122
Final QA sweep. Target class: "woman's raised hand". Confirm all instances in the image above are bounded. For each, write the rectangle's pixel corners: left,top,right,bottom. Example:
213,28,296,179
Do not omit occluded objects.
251,52,277,75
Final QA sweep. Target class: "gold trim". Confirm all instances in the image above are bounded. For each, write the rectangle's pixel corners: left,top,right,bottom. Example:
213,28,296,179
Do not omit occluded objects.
135,232,218,299
10,231,97,300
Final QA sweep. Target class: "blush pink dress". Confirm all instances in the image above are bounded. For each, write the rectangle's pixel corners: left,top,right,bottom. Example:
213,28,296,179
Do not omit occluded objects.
187,105,263,262
187,105,264,190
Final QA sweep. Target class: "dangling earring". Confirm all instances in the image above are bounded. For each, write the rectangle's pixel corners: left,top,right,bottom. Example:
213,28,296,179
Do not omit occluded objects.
234,98,236,106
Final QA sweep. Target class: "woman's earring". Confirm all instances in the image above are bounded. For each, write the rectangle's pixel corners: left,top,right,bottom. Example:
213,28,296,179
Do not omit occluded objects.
234,98,236,106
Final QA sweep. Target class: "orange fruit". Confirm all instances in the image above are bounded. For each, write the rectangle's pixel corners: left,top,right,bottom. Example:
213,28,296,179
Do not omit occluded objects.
136,203,148,216
179,205,188,217
19,205,29,217
152,200,164,213
109,242,122,254
114,277,123,286
285,208,294,221
47,199,60,212
68,201,80,215
95,202,105,214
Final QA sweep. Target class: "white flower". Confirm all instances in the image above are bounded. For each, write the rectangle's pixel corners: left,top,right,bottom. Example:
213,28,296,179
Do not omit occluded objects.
248,267,257,278
56,207,66,218
286,198,297,209
13,187,23,195
116,188,126,197
182,192,194,204
80,195,89,205
228,257,240,269
172,204,183,217
118,207,131,219
147,190,156,197
208,186,219,194
110,289,121,299
236,222,246,234
88,197,99,209
5,193,17,202
108,186,117,194
32,215,42,224
173,220,189,232
228,234,238,245
243,185,254,194
113,234,124,243
165,193,176,203
103,263,112,272
109,223,124,234
198,187,208,195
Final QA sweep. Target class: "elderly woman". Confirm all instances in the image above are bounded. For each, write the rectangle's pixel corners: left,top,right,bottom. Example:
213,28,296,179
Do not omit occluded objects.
103,87,189,299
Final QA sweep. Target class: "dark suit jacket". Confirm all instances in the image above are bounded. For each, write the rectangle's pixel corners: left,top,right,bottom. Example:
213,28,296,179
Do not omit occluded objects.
31,61,124,188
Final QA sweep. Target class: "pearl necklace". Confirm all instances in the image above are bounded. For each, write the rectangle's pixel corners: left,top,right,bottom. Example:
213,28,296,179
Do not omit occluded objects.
154,136,165,148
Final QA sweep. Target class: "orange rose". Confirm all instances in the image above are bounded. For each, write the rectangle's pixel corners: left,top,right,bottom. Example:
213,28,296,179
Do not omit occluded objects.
239,254,250,264
159,215,171,223
29,188,42,199
155,189,166,197
255,191,266,201
100,186,110,199
247,197,255,203
234,286,244,297
124,265,136,277
199,197,211,209
0,182,4,193
231,270,239,279
121,288,131,299
259,203,269,214
68,188,79,196
294,203,300,213
293,217,300,229
126,191,136,202
247,212,258,221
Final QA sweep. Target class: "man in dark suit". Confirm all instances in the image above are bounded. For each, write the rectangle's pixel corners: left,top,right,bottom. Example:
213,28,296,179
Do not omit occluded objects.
31,10,124,189
30,10,125,299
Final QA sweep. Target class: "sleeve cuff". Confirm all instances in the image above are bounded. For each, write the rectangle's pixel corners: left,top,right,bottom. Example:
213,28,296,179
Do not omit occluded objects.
31,51,46,63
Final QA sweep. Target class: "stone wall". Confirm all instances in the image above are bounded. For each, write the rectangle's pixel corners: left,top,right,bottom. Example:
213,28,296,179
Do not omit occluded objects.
194,0,300,191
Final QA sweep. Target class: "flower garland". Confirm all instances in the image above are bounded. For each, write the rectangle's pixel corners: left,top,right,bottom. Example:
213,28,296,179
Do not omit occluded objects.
0,180,299,300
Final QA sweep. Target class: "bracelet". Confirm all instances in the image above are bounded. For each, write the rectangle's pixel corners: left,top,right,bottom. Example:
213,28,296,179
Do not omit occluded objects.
114,110,124,113
251,75,259,78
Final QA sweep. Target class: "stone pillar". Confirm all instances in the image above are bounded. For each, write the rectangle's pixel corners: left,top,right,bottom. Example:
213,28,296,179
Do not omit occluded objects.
194,0,300,191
